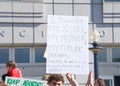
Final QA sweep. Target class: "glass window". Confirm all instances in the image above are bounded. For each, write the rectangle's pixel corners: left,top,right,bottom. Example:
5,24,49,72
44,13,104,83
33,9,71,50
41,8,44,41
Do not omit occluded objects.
100,76,114,86
97,48,107,62
15,48,29,63
112,48,120,62
35,47,46,63
0,49,9,63
104,79,113,86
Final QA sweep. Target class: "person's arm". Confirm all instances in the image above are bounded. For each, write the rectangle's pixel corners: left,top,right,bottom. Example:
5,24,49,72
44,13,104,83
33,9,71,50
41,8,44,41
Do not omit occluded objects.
85,71,94,86
66,73,80,86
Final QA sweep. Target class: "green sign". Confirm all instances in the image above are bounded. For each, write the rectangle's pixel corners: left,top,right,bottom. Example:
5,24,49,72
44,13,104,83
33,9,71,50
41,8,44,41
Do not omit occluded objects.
5,77,46,86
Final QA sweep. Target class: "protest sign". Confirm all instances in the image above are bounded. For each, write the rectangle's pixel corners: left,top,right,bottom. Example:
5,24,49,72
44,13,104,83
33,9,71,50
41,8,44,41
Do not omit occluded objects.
5,77,46,86
47,15,89,75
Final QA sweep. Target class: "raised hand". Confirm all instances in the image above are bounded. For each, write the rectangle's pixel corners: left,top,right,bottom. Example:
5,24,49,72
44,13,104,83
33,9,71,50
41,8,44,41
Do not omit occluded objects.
66,73,79,86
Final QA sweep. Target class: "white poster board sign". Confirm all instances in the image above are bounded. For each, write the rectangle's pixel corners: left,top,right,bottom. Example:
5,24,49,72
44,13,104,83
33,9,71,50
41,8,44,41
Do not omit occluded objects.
5,77,46,86
47,15,89,74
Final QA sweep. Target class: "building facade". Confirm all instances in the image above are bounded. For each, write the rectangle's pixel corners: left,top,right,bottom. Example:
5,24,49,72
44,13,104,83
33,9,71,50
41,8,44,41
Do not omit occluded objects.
0,0,120,86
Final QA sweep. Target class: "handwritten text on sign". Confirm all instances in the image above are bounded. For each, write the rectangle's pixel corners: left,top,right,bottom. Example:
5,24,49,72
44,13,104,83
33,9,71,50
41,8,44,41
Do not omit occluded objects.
47,15,89,74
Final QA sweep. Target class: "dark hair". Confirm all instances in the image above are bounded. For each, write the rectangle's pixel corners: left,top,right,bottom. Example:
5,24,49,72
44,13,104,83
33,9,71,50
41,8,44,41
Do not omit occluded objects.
6,61,17,68
47,74,64,84
96,78,106,86
2,73,9,81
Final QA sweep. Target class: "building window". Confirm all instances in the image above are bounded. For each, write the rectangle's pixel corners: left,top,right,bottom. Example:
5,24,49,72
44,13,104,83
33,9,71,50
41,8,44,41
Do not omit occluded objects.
0,49,9,63
98,48,107,62
15,48,29,63
112,48,120,62
100,76,114,86
104,79,113,86
35,47,46,63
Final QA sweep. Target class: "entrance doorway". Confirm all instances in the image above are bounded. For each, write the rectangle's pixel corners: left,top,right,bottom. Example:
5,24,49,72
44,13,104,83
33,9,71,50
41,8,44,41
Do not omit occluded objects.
114,76,120,86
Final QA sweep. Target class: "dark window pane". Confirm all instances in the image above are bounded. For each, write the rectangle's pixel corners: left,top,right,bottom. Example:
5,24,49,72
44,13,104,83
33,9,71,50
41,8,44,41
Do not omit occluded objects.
35,47,46,63
98,48,107,62
0,49,9,63
112,48,120,62
104,79,112,86
15,48,29,63
114,76,120,86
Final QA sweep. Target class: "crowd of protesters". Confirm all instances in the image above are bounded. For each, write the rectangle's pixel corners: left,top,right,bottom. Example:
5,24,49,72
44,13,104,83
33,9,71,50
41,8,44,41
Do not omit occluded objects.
0,60,105,86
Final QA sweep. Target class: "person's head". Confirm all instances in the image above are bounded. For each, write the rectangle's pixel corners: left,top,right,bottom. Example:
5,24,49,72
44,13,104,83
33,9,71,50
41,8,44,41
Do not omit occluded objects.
6,61,17,71
94,78,105,86
47,74,64,86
